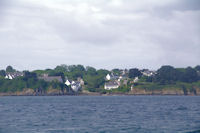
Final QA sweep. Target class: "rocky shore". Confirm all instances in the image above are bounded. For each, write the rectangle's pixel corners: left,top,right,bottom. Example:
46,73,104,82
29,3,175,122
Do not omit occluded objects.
1,88,200,96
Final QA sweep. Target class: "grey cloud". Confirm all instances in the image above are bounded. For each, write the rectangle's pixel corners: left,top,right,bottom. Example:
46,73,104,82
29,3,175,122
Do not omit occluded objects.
152,0,200,18
174,0,200,11
0,0,199,70
50,18,120,45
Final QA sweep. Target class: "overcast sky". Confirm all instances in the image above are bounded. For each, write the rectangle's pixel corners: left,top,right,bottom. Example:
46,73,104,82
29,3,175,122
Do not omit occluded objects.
0,0,200,71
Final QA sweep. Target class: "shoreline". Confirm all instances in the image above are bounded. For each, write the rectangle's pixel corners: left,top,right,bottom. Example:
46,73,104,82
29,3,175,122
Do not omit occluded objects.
0,92,199,96
1,87,200,96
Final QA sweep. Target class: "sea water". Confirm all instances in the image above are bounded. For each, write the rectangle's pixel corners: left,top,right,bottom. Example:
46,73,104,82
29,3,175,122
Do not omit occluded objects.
0,96,200,133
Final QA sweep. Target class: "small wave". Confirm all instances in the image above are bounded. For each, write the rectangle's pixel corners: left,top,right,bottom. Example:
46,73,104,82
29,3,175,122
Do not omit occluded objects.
44,127,77,132
186,129,200,133
176,106,188,111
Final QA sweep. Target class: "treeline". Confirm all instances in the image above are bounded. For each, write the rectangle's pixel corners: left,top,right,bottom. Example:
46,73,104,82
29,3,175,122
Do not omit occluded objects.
0,71,64,93
0,65,109,92
130,65,200,94
126,65,200,84
0,64,200,93
151,65,200,84
34,65,109,90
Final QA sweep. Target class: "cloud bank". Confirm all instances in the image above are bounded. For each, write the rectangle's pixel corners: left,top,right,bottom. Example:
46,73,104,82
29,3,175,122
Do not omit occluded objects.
0,0,200,70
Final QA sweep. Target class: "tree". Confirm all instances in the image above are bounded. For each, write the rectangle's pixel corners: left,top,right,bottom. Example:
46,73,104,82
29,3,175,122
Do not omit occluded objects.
86,66,96,75
6,66,15,72
54,65,68,72
128,68,142,78
39,80,48,90
112,69,121,76
0,70,6,77
83,74,105,89
181,67,198,83
68,65,85,72
23,71,37,81
155,66,179,83
195,65,200,71
97,69,110,76
76,65,85,72
66,65,85,79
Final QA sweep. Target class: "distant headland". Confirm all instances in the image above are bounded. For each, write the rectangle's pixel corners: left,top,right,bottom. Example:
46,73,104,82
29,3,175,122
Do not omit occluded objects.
0,65,200,96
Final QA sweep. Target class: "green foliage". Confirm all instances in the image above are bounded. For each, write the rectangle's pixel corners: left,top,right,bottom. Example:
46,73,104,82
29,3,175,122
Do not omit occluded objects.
6,66,16,72
134,81,200,93
0,65,108,93
97,69,110,76
0,70,6,77
112,69,121,76
23,71,37,81
82,69,108,92
85,87,96,92
54,64,68,72
128,68,142,78
32,70,45,75
134,82,162,90
33,69,53,76
0,71,64,93
181,67,198,82
116,85,131,92
195,65,200,71
1,64,200,94
86,66,96,75
83,74,105,89
154,65,199,84
154,65,179,84
0,77,27,92
62,65,86,79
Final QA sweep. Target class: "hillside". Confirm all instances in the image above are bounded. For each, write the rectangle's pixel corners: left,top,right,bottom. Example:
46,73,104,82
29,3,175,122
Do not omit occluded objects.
0,65,200,96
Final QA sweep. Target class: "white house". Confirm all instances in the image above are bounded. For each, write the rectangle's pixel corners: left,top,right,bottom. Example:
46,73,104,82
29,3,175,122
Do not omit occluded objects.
5,75,13,79
118,75,126,81
104,81,119,90
106,73,120,81
65,78,83,92
5,72,24,80
77,77,84,85
65,79,71,86
106,74,111,80
141,69,156,77
71,81,81,92
134,77,139,82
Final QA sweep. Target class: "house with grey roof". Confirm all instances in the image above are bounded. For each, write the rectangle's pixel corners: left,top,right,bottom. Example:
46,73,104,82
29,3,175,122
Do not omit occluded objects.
141,69,156,77
64,77,83,92
5,71,24,79
71,81,82,92
38,74,63,83
105,73,120,81
104,81,120,90
65,79,72,86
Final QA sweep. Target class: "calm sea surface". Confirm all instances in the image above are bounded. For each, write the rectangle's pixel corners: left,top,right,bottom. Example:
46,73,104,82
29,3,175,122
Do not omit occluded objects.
0,96,200,133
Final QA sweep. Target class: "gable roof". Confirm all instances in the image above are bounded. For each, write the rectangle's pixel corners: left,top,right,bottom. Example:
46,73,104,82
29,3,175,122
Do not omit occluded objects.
105,81,119,86
39,76,63,83
5,71,24,79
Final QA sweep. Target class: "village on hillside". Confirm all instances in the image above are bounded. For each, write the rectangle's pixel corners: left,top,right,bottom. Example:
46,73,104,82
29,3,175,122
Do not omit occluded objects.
1,65,200,95
2,66,157,93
